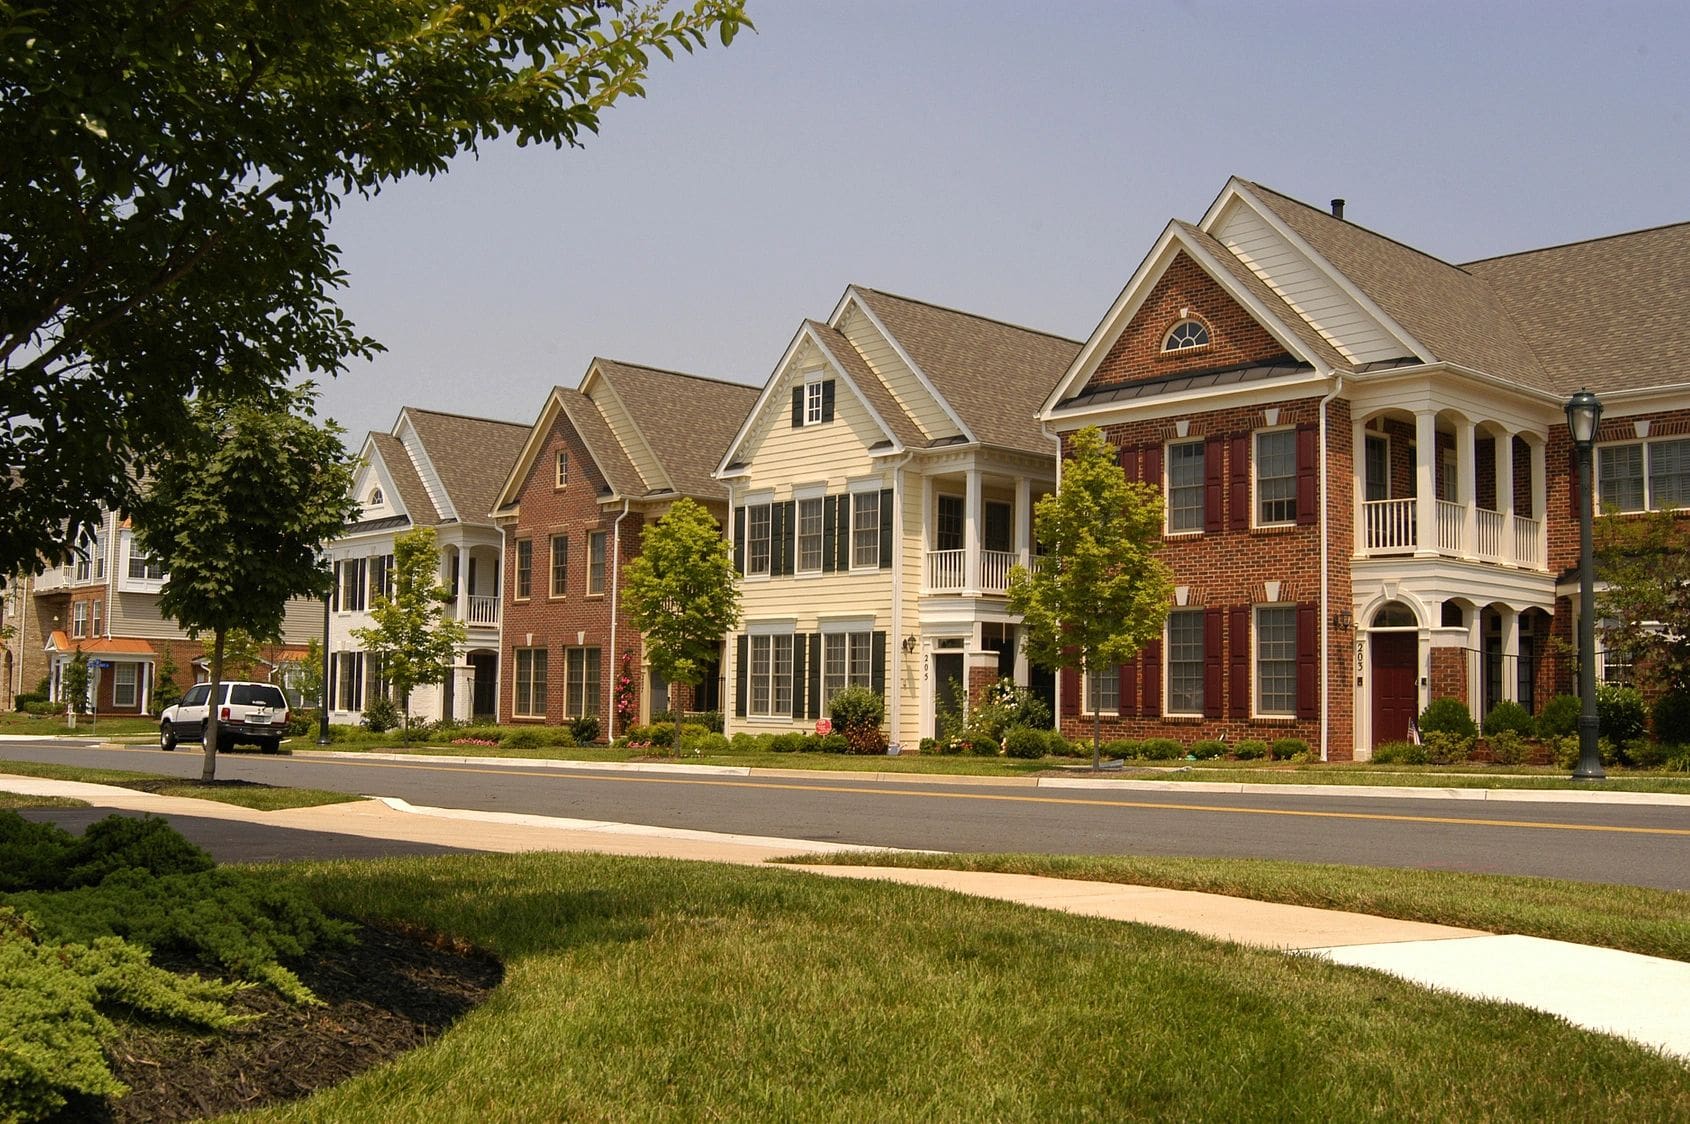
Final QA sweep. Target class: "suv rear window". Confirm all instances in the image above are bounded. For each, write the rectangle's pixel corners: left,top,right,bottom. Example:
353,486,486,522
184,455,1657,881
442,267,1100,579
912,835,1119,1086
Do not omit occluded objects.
229,684,287,707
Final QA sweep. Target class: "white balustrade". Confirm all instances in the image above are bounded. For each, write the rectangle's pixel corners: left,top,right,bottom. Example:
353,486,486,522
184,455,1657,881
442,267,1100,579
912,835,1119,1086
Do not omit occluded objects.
926,549,965,592
979,550,1016,594
1474,508,1503,562
1435,500,1465,553
1513,515,1543,568
1362,498,1416,553
467,594,500,626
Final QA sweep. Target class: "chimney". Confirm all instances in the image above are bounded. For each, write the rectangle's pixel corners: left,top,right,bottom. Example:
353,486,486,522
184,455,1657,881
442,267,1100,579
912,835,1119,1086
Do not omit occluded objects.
1330,198,1346,221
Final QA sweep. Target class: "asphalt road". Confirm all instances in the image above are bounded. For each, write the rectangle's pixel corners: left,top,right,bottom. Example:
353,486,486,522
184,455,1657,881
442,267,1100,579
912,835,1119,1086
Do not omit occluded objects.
5,740,1689,890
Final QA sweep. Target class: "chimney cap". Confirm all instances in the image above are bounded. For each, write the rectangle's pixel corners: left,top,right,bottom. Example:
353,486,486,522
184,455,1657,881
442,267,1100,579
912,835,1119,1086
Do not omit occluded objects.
1330,198,1346,220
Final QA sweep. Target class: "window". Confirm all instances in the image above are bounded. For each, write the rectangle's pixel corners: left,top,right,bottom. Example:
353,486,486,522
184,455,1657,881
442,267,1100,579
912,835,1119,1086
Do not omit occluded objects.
93,533,105,580
748,634,794,717
1598,438,1690,512
113,664,137,709
1167,609,1204,714
797,498,824,572
1597,619,1635,686
333,652,364,712
555,449,569,488
1255,605,1297,716
746,504,772,576
935,495,963,552
513,648,548,717
1439,446,1459,503
74,533,93,582
369,553,394,603
550,534,569,597
1364,434,1390,502
71,601,87,638
1083,666,1119,716
822,629,873,707
1162,319,1210,352
1255,430,1297,525
852,490,881,568
515,539,533,599
587,531,606,595
128,548,164,581
336,558,367,612
984,501,1012,553
793,377,834,427
805,380,826,425
365,653,390,707
90,599,102,639
369,488,383,506
565,647,601,717
1167,440,1204,533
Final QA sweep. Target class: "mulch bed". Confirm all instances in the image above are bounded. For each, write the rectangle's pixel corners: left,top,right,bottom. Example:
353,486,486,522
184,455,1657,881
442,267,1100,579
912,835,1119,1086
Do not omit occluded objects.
58,922,503,1123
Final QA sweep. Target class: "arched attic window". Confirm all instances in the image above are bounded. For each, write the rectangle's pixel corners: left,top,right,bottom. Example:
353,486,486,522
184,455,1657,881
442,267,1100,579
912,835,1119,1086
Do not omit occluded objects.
369,488,384,506
1162,318,1210,353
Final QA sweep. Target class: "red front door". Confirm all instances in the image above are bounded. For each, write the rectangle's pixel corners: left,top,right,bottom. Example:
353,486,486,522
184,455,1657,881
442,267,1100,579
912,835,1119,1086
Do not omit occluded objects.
1371,632,1418,746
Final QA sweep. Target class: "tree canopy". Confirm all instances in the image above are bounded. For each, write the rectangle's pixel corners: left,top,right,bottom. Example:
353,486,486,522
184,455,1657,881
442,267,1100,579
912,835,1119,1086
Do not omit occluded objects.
352,526,467,735
0,0,750,571
1596,508,1690,695
1006,426,1173,765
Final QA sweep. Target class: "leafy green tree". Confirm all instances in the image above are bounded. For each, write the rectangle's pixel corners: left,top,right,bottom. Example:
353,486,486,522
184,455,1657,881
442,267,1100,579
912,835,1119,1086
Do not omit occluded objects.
0,0,750,572
1007,426,1173,768
623,498,741,755
1596,508,1690,695
152,648,181,713
352,527,467,740
62,647,89,725
132,387,358,779
296,637,326,710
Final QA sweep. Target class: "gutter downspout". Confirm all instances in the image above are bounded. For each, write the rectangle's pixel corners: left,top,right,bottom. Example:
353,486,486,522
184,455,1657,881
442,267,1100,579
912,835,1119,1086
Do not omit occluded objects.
1317,373,1345,762
886,451,914,746
1040,421,1064,719
606,499,631,740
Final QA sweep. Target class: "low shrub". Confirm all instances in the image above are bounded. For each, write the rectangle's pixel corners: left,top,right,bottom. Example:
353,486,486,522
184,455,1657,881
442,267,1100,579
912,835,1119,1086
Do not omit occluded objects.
1046,730,1078,757
1269,738,1308,761
1371,740,1429,765
939,737,970,755
360,694,400,734
1597,684,1647,745
1535,694,1581,738
769,732,808,754
569,715,600,744
1485,730,1529,766
1004,726,1047,760
968,736,1001,756
501,728,547,750
830,686,887,754
1652,690,1690,746
1418,698,1477,741
1232,739,1269,761
729,732,762,754
1667,745,1690,772
918,737,940,755
680,732,729,755
283,708,318,737
458,724,506,743
1138,738,1183,761
1620,739,1670,769
817,733,851,754
326,723,362,743
687,711,725,734
1422,730,1471,765
1190,739,1226,760
20,699,58,717
1482,700,1533,737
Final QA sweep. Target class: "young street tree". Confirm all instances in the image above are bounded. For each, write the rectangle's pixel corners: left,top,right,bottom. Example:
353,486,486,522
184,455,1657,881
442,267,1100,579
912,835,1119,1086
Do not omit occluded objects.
1007,426,1173,768
0,0,750,572
133,386,359,780
622,498,741,755
1596,508,1690,695
352,527,467,740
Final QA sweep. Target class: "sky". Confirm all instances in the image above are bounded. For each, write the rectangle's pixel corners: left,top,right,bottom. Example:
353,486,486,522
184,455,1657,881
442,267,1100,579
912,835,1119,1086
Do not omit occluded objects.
316,1,1690,445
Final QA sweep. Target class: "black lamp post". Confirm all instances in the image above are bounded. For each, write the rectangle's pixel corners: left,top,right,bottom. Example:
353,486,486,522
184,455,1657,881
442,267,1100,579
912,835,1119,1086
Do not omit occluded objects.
1565,388,1604,780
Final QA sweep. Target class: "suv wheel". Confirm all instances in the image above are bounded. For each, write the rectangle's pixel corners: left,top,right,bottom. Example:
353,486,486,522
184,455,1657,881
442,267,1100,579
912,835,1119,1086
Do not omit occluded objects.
257,737,280,755
160,724,177,751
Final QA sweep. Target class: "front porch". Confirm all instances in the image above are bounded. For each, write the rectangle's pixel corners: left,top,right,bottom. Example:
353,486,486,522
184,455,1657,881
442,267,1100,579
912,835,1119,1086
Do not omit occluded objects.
920,460,1051,596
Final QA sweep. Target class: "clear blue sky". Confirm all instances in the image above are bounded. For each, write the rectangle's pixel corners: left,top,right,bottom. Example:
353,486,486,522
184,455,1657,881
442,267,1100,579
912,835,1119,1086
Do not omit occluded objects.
317,1,1690,443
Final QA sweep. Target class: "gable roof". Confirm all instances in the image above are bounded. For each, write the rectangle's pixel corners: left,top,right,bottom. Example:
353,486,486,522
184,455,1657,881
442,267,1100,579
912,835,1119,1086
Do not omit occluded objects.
551,386,645,499
805,320,927,450
401,408,530,524
850,288,1081,455
590,360,759,499
365,432,438,525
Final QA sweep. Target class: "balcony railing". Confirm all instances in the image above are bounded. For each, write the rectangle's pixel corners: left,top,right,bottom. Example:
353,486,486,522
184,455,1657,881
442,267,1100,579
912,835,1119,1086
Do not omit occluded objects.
979,550,1015,593
925,549,1021,595
1475,508,1504,562
1513,516,1543,568
1359,499,1545,570
1362,498,1416,553
1435,500,1464,553
466,594,500,626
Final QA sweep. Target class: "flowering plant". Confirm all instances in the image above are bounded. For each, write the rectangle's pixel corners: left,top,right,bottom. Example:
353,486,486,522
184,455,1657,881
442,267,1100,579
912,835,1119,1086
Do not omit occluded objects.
614,650,639,727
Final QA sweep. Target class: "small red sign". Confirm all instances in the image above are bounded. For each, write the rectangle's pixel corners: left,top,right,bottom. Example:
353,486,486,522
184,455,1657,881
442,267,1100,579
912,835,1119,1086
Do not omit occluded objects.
815,718,832,735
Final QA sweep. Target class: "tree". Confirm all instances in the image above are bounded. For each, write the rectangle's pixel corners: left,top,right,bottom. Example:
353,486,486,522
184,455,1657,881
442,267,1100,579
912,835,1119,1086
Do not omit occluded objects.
0,0,750,572
622,498,740,755
132,386,358,779
1007,426,1173,768
352,527,467,740
1596,508,1690,695
62,646,89,726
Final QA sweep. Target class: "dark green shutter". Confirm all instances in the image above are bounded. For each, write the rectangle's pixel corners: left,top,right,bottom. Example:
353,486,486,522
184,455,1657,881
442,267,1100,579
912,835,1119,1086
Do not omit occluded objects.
835,493,852,570
735,635,748,718
791,386,804,427
821,380,835,422
871,631,887,696
878,488,893,568
791,634,806,720
822,495,837,572
808,634,823,720
769,503,785,576
733,507,744,573
780,501,796,576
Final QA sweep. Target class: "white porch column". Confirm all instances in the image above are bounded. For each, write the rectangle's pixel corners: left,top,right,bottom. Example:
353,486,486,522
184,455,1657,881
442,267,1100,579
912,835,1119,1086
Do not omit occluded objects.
1456,417,1476,557
1499,430,1517,566
1353,416,1369,554
454,547,468,622
963,467,982,596
921,475,933,592
1414,411,1438,557
1500,607,1520,704
1532,438,1549,567
1466,605,1484,719
1014,475,1031,567
140,662,152,716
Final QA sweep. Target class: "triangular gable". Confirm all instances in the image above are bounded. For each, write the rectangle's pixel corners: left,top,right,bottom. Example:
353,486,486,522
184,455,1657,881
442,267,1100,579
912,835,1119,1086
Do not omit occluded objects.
349,436,412,524
492,384,643,517
393,410,457,522
829,287,972,444
1044,222,1338,413
581,361,671,495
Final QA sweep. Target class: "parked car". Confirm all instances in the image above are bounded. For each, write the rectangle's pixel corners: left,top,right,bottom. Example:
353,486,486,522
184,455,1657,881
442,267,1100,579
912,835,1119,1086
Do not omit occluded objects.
160,680,291,754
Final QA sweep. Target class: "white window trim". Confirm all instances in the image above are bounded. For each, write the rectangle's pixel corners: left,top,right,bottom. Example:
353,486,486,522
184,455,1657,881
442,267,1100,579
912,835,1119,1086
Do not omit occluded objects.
1597,437,1690,513
848,484,883,572
1253,602,1298,719
804,377,826,426
563,646,601,718
555,449,569,488
513,539,533,601
1165,438,1205,536
113,663,138,709
744,501,773,580
1253,426,1298,529
1364,432,1393,503
1161,318,1211,353
1079,663,1120,717
586,530,607,596
746,627,796,721
548,533,569,599
513,647,548,718
1165,608,1204,718
795,494,826,575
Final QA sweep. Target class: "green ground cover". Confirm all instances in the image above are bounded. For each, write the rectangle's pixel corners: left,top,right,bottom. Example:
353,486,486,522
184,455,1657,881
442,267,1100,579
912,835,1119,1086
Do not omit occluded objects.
231,851,1690,1121
0,792,87,811
0,760,361,811
0,713,160,736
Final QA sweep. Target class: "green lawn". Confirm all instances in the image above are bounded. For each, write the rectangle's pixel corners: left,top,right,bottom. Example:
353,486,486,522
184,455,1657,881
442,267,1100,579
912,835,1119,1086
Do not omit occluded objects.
781,851,1690,963
223,852,1689,1121
0,712,161,736
0,791,88,810
0,759,361,811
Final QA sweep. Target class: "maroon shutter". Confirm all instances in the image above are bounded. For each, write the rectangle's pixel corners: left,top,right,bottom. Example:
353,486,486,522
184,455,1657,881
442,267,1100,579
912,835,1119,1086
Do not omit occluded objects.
1118,658,1136,719
1202,607,1224,719
1296,602,1319,720
1204,435,1225,532
1230,434,1250,530
1142,444,1163,496
1140,638,1163,718
1119,444,1138,483
1229,605,1251,719
1059,666,1080,719
1296,424,1318,526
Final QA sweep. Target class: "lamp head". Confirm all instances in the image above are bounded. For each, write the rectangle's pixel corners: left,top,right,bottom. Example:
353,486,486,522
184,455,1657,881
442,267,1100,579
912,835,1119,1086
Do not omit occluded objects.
1564,388,1603,447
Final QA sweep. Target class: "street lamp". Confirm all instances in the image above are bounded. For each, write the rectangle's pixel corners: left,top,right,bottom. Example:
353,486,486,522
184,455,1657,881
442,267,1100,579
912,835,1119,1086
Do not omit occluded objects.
1565,388,1604,780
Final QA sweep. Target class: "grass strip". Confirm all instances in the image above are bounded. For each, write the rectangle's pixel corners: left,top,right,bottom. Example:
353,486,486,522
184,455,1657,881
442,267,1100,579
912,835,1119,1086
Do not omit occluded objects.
777,851,1690,963
233,851,1690,1121
0,792,88,810
0,759,360,811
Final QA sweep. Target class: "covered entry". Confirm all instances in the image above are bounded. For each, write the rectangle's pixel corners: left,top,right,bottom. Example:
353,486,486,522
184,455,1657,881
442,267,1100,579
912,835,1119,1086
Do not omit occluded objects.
1369,601,1420,747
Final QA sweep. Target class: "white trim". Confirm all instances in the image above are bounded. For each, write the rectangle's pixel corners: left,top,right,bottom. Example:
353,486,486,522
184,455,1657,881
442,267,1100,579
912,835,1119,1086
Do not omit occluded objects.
1253,602,1299,719
831,289,976,443
1252,425,1299,529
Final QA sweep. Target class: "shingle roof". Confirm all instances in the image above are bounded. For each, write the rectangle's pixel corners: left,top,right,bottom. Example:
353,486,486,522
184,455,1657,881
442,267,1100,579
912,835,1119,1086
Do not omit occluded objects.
367,431,439,525
1244,182,1553,390
403,409,530,524
851,288,1081,456
1463,222,1690,396
593,361,760,500
805,321,928,450
551,385,644,499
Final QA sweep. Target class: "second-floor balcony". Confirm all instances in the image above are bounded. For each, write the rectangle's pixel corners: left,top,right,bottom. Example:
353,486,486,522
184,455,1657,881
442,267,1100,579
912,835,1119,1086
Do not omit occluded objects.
925,549,1022,595
464,594,501,627
1360,497,1544,569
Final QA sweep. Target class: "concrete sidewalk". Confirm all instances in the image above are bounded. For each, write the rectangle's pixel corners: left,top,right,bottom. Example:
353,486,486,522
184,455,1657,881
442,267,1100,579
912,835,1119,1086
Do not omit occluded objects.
6,772,1689,1063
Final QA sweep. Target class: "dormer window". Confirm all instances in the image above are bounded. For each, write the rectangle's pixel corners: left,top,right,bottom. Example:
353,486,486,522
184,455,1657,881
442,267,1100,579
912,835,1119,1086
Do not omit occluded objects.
791,376,835,427
1162,318,1210,353
555,449,569,488
369,488,384,506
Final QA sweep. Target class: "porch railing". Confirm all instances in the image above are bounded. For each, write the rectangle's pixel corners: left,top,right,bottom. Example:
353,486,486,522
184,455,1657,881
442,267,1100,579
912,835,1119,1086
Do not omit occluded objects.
1435,500,1465,553
1474,508,1503,562
1513,515,1543,568
927,550,965,592
979,550,1016,594
1361,498,1416,553
467,594,500,626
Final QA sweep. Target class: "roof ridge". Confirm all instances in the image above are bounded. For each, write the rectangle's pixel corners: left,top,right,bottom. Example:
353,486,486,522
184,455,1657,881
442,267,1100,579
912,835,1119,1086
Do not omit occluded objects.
594,358,758,391
401,405,528,429
1461,219,1690,266
1241,180,1472,275
855,286,1083,346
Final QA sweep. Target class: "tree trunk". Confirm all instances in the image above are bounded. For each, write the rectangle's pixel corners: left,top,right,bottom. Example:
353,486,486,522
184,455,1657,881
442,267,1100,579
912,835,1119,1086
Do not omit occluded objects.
202,629,225,781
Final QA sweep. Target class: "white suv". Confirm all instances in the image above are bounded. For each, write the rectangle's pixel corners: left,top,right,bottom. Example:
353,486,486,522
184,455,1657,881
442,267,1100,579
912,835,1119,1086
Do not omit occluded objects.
160,681,291,754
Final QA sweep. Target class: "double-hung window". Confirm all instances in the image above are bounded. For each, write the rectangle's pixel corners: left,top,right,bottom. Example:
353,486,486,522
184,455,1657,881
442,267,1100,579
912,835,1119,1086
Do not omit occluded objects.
1598,438,1690,512
555,449,569,487
550,534,569,597
587,531,606,595
1166,609,1204,715
748,634,794,717
1083,665,1119,716
128,549,164,581
514,540,533,599
90,599,102,639
513,648,548,717
805,380,826,425
113,664,137,709
369,553,394,603
797,498,824,572
72,601,87,638
1255,430,1297,525
1167,440,1204,533
746,504,772,576
822,629,874,707
852,491,881,569
334,652,365,712
565,647,601,716
1255,605,1297,716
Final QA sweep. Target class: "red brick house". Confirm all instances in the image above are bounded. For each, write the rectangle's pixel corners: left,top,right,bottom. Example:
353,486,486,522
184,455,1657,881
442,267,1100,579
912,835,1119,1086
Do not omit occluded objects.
491,360,758,735
1039,177,1690,760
